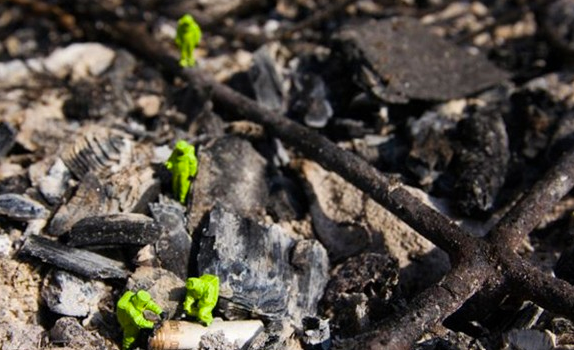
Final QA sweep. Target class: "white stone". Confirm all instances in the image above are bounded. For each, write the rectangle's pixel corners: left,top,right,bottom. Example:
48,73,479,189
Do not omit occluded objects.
43,43,115,80
137,95,162,117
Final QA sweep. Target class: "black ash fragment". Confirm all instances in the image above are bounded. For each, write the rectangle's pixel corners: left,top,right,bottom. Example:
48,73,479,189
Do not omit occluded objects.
0,122,17,158
249,46,284,112
406,107,461,187
49,174,107,236
335,17,509,103
321,252,401,337
19,234,128,279
301,317,331,350
555,245,574,285
187,137,269,233
453,105,510,216
67,213,160,247
543,0,574,55
149,195,191,280
290,71,333,129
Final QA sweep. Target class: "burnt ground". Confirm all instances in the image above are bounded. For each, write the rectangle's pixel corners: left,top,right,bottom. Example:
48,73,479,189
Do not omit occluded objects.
2,0,574,349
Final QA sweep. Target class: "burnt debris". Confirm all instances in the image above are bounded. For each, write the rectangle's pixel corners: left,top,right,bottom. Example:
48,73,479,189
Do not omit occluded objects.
4,1,574,349
335,17,509,103
67,213,161,247
19,235,128,279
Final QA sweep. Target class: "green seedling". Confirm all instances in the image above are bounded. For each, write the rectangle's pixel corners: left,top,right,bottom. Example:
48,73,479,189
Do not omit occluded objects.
175,14,202,67
117,290,163,350
183,274,219,326
165,140,198,204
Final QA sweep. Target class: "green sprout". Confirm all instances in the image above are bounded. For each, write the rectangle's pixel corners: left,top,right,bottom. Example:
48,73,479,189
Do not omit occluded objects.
175,14,202,67
183,274,219,326
165,140,198,204
116,290,163,350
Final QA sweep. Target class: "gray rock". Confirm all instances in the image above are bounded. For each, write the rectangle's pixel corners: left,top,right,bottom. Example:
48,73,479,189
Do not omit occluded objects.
43,43,116,80
198,205,329,325
68,213,160,247
19,235,128,279
126,266,186,318
0,193,49,221
150,195,191,279
42,269,109,317
49,317,108,350
335,17,509,103
199,330,237,350
38,158,72,205
188,137,269,232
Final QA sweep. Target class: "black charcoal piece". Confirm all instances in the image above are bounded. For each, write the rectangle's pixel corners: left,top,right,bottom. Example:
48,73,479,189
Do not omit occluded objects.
335,17,509,103
0,174,30,195
0,193,49,221
19,235,128,279
149,195,191,279
0,122,17,157
555,245,574,285
41,269,108,317
509,73,574,159
68,213,160,247
321,252,400,336
414,331,485,350
188,137,269,232
198,205,329,324
301,317,331,350
266,175,305,222
543,0,574,54
49,174,107,236
291,72,333,128
453,105,509,216
249,47,284,112
406,110,459,187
